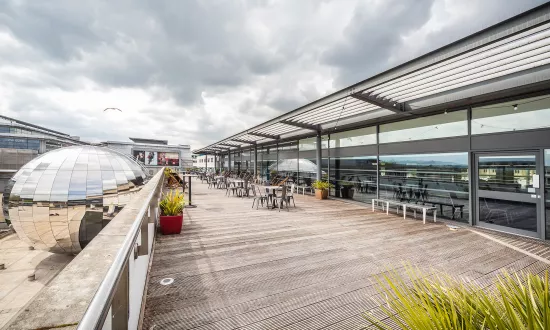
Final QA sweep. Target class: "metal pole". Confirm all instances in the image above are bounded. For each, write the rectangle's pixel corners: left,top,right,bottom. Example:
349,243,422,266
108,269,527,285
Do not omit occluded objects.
254,145,258,178
228,151,232,172
187,176,196,208
316,132,322,181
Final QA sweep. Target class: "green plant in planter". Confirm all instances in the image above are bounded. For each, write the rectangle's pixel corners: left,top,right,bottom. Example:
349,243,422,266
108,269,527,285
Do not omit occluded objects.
312,180,334,191
159,190,185,216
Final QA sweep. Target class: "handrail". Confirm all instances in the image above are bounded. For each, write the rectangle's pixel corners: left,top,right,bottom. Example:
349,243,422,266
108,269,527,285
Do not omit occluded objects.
77,170,163,329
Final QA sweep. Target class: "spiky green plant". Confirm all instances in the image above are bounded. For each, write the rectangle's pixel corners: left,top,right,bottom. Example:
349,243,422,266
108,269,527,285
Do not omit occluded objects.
159,190,185,216
363,267,550,330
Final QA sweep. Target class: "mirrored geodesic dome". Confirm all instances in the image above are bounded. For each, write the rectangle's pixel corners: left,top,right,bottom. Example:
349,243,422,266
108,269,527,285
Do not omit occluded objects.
3,145,148,254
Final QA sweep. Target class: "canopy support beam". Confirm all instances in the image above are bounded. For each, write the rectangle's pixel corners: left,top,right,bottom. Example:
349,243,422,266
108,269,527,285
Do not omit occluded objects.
280,120,320,131
247,132,279,140
352,92,412,114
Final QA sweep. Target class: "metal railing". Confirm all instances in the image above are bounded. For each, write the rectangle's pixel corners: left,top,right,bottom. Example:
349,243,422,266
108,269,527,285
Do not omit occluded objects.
77,170,164,330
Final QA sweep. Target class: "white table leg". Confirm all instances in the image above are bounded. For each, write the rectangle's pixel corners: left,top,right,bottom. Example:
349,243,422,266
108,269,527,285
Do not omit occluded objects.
403,205,406,219
423,209,427,224
372,199,375,212
414,209,416,219
386,202,389,215
434,210,437,222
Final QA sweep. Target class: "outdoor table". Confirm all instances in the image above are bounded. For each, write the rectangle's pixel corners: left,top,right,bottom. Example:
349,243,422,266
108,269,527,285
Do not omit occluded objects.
180,174,198,208
262,185,283,208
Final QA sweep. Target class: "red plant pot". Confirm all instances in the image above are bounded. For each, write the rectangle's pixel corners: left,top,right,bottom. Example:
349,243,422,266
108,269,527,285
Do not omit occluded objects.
159,214,183,235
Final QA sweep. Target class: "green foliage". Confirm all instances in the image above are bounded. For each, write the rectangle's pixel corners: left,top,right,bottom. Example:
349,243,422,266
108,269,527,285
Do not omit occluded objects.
312,180,334,191
363,266,550,330
159,190,185,216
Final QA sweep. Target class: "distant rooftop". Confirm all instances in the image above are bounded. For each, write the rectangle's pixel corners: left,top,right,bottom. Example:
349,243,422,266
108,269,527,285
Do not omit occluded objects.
129,137,168,145
103,138,190,148
0,115,70,137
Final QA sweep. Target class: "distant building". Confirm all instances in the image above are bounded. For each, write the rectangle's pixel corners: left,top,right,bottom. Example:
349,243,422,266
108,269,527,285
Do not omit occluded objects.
193,154,216,171
101,137,192,176
0,115,87,228
0,115,87,191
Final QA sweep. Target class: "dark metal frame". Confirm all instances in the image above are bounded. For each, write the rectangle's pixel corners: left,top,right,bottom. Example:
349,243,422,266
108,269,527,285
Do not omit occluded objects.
474,151,544,238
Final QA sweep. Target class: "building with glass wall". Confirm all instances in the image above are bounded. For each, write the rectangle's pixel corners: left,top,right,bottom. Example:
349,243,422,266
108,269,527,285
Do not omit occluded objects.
194,4,550,240
0,115,87,188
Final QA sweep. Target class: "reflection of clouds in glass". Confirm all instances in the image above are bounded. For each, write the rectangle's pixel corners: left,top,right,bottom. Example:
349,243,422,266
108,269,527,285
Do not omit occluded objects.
472,109,550,134
473,96,550,134
379,111,467,144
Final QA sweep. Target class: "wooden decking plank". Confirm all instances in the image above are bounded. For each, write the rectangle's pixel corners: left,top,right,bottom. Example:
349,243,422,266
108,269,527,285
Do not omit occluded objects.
143,181,550,330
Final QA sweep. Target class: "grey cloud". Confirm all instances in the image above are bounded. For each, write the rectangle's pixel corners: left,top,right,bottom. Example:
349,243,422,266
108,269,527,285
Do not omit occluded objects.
322,0,435,87
0,0,547,149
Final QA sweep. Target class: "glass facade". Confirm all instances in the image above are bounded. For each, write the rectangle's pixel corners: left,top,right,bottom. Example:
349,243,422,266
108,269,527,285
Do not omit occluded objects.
478,155,536,193
379,111,467,143
329,127,376,148
211,95,550,239
329,156,377,202
472,96,550,135
0,137,40,151
379,153,469,222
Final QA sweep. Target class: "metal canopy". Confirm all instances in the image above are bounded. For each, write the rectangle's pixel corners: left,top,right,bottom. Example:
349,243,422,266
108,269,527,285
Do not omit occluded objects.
194,3,550,154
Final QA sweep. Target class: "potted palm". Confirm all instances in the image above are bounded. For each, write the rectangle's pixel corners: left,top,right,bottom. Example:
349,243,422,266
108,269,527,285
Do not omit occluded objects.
312,180,333,200
159,190,185,235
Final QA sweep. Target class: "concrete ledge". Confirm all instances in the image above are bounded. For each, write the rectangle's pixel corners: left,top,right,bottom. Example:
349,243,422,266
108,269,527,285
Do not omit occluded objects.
7,171,163,330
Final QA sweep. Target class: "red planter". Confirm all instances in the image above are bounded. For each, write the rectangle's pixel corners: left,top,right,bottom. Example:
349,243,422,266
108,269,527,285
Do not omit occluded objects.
159,214,183,235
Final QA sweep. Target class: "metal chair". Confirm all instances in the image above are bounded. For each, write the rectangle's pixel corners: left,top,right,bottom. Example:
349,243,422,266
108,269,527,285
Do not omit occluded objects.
275,187,289,212
286,184,296,207
252,186,268,209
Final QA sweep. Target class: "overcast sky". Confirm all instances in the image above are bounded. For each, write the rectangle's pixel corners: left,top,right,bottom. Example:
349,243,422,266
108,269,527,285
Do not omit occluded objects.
0,0,546,149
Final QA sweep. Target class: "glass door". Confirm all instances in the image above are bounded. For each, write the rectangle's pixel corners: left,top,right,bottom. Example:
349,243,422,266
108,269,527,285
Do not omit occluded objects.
476,152,542,237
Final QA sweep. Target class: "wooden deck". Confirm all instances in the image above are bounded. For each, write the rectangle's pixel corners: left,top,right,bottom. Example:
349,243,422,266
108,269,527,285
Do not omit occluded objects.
142,180,550,330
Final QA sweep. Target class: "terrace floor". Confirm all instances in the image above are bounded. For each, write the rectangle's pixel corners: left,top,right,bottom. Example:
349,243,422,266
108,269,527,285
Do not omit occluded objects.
142,180,550,330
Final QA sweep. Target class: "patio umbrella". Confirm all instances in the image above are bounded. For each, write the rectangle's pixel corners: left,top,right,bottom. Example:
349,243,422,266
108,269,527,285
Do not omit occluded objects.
269,159,325,174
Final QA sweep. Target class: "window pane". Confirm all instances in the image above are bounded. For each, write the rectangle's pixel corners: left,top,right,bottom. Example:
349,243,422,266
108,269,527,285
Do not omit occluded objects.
379,152,469,222
329,156,377,203
472,96,550,135
478,155,536,193
330,127,376,148
299,138,316,151
379,111,467,143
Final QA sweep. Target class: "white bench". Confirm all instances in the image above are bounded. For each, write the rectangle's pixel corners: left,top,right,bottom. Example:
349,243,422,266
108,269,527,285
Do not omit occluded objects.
296,185,313,195
372,198,437,224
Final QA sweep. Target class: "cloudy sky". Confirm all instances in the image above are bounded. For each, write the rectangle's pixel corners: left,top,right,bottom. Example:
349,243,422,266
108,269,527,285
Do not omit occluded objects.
0,0,546,149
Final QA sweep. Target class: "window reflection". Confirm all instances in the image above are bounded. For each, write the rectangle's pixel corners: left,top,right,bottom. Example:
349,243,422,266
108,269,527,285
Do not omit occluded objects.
329,156,377,202
379,153,469,222
478,155,535,193
379,111,467,143
472,96,550,135
329,127,376,148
